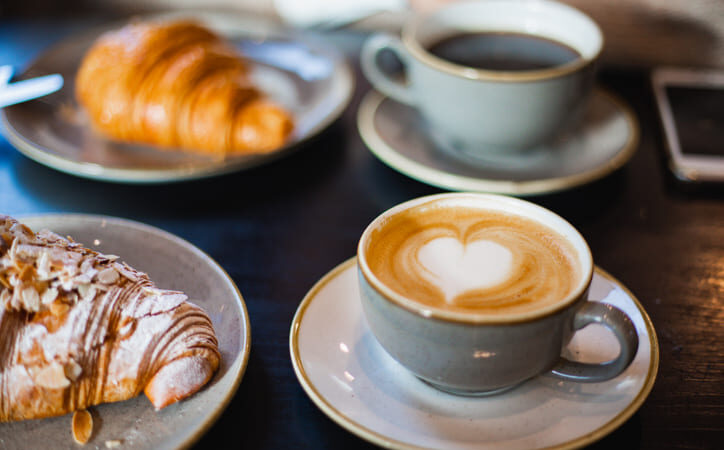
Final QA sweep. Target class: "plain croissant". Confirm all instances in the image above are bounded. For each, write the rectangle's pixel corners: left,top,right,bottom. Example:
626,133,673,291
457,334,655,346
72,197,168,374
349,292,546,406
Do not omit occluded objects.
75,20,293,156
0,215,220,422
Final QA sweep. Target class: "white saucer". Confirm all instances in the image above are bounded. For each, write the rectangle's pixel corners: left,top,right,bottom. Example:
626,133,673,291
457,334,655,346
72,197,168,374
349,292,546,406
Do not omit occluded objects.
290,258,658,449
357,88,639,196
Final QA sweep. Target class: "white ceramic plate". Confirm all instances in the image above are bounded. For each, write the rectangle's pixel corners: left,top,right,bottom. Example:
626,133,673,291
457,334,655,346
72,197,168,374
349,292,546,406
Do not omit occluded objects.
0,214,250,450
357,88,639,196
0,12,354,183
290,258,659,450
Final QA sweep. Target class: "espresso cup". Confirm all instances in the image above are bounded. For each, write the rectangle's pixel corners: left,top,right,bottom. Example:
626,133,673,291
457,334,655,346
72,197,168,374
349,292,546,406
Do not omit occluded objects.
357,193,638,395
360,0,603,155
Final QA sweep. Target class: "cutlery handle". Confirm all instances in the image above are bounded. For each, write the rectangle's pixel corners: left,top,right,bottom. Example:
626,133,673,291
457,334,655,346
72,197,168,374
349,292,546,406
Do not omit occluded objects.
550,302,639,382
361,33,416,105
0,74,63,108
0,65,14,86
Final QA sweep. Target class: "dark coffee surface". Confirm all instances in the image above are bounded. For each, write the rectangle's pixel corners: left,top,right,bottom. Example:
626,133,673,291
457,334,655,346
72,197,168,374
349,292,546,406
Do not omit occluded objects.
427,32,581,71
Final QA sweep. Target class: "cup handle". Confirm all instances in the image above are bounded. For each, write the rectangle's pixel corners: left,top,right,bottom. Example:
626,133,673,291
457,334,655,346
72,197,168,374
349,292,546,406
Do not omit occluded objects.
360,33,416,105
550,302,639,382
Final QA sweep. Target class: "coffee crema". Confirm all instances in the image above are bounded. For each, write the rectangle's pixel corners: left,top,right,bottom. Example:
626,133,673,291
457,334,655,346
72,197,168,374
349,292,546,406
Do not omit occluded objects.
364,204,581,316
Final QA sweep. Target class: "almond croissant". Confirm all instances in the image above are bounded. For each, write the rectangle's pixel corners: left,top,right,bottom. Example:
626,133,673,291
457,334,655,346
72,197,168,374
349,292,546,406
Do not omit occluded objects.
75,20,293,156
0,215,220,422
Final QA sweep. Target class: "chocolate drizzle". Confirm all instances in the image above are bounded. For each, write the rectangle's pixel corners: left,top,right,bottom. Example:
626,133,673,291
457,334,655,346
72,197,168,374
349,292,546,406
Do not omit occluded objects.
0,215,220,421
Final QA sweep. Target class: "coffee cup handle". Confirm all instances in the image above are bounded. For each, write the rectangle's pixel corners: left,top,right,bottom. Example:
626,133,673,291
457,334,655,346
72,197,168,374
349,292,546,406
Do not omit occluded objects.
360,33,416,105
550,302,639,382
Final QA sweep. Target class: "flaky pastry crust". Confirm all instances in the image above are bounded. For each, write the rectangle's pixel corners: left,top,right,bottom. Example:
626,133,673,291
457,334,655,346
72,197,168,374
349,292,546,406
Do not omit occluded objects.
0,215,220,421
75,20,293,156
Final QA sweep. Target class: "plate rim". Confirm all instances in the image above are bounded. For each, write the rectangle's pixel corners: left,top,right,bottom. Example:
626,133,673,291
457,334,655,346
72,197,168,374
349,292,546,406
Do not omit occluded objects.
357,88,640,196
13,212,252,449
0,12,354,184
289,257,659,450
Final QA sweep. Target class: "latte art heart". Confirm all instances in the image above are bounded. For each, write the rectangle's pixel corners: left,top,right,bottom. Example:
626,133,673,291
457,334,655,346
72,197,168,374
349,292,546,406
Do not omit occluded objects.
364,203,581,316
417,237,513,302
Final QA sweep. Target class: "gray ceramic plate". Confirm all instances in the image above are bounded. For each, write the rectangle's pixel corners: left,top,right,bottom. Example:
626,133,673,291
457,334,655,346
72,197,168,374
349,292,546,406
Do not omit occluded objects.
0,12,353,183
0,214,251,450
358,88,639,196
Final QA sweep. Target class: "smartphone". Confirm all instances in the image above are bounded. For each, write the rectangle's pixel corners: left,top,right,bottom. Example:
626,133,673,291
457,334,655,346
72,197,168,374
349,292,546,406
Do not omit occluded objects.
651,67,724,183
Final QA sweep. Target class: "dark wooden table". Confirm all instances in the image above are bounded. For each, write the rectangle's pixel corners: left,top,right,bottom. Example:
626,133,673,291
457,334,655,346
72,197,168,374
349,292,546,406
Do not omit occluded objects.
1,15,722,450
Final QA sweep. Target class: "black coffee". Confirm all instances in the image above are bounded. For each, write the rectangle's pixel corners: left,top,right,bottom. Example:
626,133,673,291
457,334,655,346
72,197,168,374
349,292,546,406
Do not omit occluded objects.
427,32,581,71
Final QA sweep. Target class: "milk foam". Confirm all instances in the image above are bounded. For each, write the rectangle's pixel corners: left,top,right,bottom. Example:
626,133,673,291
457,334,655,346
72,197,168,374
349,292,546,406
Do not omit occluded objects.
364,203,582,316
417,237,513,302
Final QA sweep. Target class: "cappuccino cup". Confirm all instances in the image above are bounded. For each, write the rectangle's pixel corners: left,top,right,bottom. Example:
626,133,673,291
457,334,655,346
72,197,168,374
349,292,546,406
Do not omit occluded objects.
360,0,603,156
357,193,638,395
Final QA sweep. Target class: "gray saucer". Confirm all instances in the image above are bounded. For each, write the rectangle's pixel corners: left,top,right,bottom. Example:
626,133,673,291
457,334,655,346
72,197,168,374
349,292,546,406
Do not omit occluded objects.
357,88,639,196
0,12,353,183
0,214,250,449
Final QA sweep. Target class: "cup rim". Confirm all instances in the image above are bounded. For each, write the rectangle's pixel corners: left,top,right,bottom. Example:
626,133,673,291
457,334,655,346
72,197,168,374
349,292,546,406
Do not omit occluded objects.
402,0,604,83
357,192,595,325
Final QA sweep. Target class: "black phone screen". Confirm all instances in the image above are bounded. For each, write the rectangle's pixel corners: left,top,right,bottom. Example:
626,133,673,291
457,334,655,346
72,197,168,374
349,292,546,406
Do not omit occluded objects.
665,86,724,157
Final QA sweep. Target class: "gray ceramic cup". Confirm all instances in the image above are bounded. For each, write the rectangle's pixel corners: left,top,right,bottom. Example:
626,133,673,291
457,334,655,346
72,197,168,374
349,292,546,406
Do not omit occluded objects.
360,0,603,156
357,193,638,395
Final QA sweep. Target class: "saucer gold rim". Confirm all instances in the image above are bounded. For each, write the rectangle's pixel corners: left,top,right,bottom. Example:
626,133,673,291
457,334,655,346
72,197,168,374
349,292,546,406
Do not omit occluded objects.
357,88,640,196
289,257,659,450
563,265,659,450
290,258,404,448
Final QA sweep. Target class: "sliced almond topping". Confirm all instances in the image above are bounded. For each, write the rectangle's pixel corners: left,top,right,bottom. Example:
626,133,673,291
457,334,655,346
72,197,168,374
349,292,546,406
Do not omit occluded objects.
0,288,11,307
114,263,138,282
77,283,92,299
83,286,98,302
36,251,51,279
35,362,71,389
60,276,76,291
63,260,79,278
72,409,93,445
74,273,93,284
65,359,83,381
80,257,95,273
96,267,119,284
41,287,59,305
21,287,40,311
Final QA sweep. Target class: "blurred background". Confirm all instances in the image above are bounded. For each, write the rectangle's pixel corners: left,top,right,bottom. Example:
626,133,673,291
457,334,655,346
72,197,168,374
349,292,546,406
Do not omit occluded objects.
2,0,723,69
